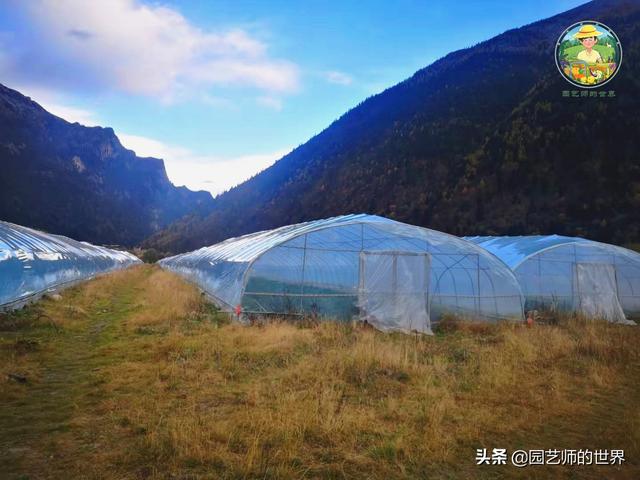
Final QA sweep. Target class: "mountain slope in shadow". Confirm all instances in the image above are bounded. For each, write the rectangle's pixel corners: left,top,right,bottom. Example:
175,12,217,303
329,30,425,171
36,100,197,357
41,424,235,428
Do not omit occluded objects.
0,84,213,245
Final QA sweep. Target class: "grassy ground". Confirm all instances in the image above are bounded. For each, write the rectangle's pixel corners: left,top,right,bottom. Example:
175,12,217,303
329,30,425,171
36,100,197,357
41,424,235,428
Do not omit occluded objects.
1,265,639,479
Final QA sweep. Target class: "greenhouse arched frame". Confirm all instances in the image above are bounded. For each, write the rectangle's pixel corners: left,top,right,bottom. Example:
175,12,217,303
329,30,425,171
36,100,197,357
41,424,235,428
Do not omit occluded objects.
160,214,524,334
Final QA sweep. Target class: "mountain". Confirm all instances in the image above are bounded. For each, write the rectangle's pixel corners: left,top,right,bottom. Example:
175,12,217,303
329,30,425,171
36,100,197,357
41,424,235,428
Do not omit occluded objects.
146,0,640,254
0,84,213,246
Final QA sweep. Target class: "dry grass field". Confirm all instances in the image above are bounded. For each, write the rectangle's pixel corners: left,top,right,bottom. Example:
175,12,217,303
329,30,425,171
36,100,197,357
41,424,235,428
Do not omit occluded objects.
1,265,639,479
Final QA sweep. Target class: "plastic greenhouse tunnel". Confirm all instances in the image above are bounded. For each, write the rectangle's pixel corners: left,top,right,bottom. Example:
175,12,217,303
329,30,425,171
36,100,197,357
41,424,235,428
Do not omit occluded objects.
465,235,640,324
0,220,141,311
159,214,525,334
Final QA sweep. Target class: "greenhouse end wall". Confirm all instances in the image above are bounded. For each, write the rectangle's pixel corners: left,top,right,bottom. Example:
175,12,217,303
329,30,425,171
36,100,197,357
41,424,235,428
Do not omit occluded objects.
160,215,525,334
0,221,141,311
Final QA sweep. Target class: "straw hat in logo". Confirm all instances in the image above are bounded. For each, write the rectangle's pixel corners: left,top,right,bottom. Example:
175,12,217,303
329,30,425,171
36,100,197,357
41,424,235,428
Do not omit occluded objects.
573,24,604,39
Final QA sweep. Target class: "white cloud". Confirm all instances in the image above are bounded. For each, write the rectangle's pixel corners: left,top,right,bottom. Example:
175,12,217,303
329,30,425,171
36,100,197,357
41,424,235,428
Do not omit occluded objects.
118,133,291,195
256,96,283,111
201,93,237,110
5,0,300,100
43,103,100,126
325,70,353,85
9,84,101,126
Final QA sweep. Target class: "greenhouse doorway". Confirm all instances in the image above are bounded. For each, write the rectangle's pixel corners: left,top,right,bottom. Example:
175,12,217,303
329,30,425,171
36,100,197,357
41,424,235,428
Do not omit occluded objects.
575,263,626,322
358,251,431,333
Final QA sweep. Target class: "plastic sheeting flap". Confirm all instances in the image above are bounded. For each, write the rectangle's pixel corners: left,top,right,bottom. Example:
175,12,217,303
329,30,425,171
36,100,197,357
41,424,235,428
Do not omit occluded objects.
575,263,630,324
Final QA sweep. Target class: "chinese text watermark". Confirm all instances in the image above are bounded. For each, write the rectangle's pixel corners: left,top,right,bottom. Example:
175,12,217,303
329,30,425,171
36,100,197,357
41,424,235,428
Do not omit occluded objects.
476,448,625,467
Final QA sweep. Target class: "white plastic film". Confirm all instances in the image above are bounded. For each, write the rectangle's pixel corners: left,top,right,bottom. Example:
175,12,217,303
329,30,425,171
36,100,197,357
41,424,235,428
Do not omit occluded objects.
575,263,629,324
0,221,141,309
160,215,524,326
358,252,431,333
468,235,640,320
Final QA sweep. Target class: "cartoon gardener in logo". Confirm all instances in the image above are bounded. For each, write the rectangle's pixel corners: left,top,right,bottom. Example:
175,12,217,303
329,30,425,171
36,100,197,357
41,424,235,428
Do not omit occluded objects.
556,20,621,87
575,24,603,63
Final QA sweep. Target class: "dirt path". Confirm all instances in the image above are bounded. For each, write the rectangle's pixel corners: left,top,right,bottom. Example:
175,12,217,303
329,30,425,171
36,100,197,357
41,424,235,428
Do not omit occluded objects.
0,267,147,479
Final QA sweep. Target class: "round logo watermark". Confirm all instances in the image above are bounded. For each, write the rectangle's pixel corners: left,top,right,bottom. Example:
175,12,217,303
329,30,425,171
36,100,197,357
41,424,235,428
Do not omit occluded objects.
555,21,622,88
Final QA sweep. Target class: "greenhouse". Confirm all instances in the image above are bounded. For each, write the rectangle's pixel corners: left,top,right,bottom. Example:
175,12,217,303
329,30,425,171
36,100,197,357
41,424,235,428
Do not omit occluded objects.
466,235,640,323
0,220,140,311
159,214,524,334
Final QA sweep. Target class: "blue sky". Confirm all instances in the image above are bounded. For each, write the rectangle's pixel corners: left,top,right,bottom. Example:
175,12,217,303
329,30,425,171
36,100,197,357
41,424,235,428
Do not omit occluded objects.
0,0,587,195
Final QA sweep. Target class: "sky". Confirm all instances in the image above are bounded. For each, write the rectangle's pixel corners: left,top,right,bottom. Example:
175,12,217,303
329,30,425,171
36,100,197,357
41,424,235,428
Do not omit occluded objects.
0,0,587,196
